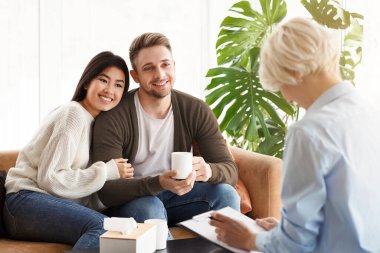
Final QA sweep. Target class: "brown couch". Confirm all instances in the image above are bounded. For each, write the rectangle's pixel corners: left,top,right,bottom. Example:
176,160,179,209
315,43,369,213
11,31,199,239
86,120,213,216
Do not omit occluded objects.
0,147,282,253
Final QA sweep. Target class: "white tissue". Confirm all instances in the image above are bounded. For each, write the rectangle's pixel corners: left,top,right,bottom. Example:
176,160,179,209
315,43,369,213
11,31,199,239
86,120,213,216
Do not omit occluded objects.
104,217,137,235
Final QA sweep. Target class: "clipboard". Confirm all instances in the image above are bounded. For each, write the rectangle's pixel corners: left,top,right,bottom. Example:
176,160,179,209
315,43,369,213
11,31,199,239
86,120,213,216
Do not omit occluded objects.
178,206,264,253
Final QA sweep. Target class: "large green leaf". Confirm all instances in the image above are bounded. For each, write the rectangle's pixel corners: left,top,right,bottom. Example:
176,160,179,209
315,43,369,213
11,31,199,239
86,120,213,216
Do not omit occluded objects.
301,0,351,29
225,117,286,157
340,50,356,82
206,0,291,157
216,0,287,66
256,127,286,156
205,62,294,155
340,15,363,85
301,0,363,85
260,0,287,24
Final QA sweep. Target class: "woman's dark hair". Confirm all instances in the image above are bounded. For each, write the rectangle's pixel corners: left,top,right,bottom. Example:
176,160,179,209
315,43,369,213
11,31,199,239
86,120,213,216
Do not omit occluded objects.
72,51,129,101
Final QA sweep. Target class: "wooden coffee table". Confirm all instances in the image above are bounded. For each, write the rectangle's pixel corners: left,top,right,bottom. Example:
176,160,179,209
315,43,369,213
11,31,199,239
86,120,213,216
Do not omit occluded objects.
169,226,197,240
65,227,229,253
65,237,229,253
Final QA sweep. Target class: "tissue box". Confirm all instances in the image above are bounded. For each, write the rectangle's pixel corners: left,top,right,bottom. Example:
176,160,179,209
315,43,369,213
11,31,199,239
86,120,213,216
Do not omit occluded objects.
100,223,156,253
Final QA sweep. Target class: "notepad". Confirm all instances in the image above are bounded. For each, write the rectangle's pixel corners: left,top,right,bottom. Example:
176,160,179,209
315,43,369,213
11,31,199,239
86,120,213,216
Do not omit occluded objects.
178,206,265,253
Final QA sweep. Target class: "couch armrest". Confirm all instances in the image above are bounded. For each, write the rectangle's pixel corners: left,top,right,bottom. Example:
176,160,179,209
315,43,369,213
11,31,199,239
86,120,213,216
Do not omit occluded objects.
230,146,282,219
0,151,19,172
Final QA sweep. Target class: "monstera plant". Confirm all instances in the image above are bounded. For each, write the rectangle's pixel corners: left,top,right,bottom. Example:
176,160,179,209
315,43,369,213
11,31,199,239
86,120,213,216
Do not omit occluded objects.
205,0,362,158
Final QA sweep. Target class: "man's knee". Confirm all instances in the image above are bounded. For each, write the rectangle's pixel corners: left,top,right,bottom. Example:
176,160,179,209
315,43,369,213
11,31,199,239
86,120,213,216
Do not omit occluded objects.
211,184,240,211
109,196,167,222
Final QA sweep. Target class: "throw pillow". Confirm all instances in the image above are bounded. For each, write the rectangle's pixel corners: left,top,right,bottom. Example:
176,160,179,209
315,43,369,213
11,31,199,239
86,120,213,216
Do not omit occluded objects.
224,143,253,214
0,169,7,237
235,178,252,214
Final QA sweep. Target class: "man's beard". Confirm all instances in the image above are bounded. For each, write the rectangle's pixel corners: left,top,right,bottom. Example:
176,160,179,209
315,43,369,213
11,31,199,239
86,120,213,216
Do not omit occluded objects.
144,82,172,99
150,88,171,99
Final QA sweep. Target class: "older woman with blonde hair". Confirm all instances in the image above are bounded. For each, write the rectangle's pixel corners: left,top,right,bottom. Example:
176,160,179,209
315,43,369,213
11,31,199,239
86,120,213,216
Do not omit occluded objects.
210,17,380,253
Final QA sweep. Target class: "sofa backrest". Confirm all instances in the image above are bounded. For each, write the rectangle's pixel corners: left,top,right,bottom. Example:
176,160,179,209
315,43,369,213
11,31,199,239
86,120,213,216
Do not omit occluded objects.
0,151,18,172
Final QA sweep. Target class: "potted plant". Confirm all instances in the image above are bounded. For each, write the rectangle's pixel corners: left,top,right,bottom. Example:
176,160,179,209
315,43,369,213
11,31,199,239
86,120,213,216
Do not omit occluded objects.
205,0,362,157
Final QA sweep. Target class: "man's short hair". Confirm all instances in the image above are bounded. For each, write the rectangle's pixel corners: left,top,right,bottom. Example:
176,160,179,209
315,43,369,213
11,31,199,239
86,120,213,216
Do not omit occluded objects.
129,32,172,69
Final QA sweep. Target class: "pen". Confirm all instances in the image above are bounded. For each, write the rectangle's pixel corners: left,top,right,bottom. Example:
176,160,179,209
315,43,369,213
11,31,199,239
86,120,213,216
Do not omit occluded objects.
193,210,214,221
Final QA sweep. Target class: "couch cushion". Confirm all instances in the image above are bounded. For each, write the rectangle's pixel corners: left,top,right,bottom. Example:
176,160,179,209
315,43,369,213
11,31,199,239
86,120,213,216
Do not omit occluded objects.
0,239,72,253
0,170,7,238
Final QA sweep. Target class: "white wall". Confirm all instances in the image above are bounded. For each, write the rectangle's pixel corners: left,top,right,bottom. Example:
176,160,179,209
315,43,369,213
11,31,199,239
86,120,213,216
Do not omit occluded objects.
1,0,231,149
1,0,377,150
356,2,380,102
0,0,40,150
38,0,208,118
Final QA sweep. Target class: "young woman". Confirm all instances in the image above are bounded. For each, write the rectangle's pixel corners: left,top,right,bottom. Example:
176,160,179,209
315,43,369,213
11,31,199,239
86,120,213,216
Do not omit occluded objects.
4,51,133,249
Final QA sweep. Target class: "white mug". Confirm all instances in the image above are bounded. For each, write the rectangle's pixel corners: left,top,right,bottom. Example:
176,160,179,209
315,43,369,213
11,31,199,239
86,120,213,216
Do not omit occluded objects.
171,152,193,179
144,219,168,250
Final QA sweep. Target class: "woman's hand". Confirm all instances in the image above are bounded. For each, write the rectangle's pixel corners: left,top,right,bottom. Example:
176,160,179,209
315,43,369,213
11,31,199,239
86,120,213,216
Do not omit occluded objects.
256,217,279,231
114,158,134,179
209,212,258,251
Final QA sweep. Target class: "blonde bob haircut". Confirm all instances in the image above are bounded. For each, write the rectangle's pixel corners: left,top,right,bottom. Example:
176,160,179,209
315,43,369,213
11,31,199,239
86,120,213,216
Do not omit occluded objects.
259,17,340,91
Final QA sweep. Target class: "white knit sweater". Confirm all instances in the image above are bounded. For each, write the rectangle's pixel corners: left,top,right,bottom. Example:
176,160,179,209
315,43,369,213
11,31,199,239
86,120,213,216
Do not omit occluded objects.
5,101,120,210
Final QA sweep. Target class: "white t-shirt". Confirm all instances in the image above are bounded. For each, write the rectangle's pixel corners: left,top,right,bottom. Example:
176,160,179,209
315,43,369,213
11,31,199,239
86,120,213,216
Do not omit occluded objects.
133,93,174,178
